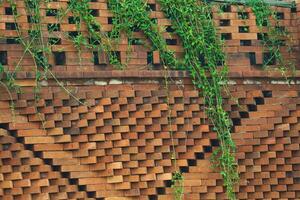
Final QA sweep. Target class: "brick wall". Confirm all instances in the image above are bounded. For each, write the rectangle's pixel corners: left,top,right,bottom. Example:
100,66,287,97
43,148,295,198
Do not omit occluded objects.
1,1,300,199
0,1,299,72
0,72,300,199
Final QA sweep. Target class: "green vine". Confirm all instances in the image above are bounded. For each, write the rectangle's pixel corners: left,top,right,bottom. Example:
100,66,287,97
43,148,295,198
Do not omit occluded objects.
107,0,178,68
68,0,123,69
158,1,238,199
0,1,297,199
171,171,184,200
6,0,85,106
247,0,295,73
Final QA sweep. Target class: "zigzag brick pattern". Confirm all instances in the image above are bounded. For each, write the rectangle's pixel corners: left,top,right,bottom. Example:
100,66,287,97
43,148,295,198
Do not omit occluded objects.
0,78,300,199
0,1,299,71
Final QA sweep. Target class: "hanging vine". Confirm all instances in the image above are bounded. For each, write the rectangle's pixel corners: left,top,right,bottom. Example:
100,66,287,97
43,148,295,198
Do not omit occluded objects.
158,0,239,199
0,1,297,200
107,0,178,68
68,0,123,69
6,0,85,106
247,0,295,73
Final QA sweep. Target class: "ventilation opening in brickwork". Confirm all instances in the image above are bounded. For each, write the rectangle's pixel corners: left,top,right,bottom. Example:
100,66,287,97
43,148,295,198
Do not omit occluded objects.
5,7,13,15
221,33,232,40
238,12,249,19
93,51,108,66
68,16,80,24
166,39,177,45
27,15,38,23
240,40,252,46
129,38,143,45
147,4,156,11
108,17,113,24
109,51,121,64
220,19,230,26
249,52,256,65
6,38,19,44
48,38,61,45
263,52,276,65
46,9,58,16
221,5,231,12
0,51,8,65
53,52,66,65
47,23,60,32
276,12,284,20
239,26,250,33
90,9,99,17
166,26,175,32
5,23,16,30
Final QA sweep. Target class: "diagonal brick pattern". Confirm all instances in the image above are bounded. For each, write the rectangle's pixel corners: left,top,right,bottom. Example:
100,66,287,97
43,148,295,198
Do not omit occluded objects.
0,78,300,199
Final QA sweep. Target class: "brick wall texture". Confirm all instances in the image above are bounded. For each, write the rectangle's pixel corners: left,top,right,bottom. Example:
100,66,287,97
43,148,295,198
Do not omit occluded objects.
0,76,300,200
1,0,300,200
0,0,299,72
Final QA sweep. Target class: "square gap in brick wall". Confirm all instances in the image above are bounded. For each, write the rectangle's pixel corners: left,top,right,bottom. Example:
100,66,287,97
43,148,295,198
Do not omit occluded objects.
220,19,230,26
166,26,175,33
240,40,251,46
147,3,156,11
263,52,276,65
262,91,272,98
248,52,256,65
239,26,249,33
220,5,231,12
148,195,158,200
47,24,60,32
27,15,39,23
5,23,16,30
5,7,13,15
238,12,249,19
68,16,80,24
257,33,268,40
68,31,80,39
166,39,177,45
221,33,232,40
46,9,58,17
90,9,99,17
0,51,8,65
53,52,66,65
48,38,61,45
276,12,284,20
93,51,108,66
6,37,19,44
89,37,101,45
107,17,113,24
129,38,143,45
156,187,166,195
109,51,121,64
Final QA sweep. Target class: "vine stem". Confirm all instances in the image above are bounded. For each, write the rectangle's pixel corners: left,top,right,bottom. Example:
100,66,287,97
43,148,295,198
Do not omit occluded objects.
0,81,16,123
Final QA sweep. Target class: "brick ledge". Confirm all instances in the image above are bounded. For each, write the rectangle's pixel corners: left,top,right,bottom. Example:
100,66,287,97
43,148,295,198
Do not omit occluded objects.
1,70,300,79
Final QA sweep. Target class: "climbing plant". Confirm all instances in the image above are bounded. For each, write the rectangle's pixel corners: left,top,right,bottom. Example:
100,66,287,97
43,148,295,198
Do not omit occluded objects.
107,0,178,68
6,0,85,106
0,0,296,200
68,0,123,69
247,0,295,73
158,0,238,199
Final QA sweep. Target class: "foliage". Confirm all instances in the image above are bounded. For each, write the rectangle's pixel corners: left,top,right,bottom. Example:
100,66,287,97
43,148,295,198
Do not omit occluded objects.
68,0,123,68
247,0,295,74
6,0,85,106
158,0,239,199
0,1,296,199
171,171,184,200
108,0,178,68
